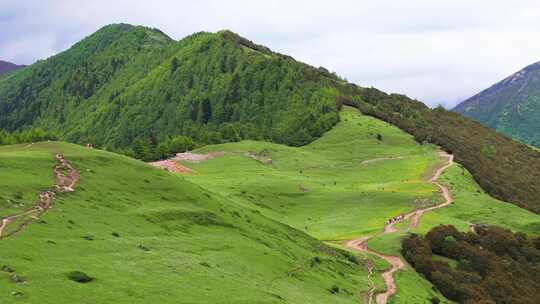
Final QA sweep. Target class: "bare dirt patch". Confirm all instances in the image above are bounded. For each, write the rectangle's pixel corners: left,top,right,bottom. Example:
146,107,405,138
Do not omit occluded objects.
172,151,225,163
150,160,193,174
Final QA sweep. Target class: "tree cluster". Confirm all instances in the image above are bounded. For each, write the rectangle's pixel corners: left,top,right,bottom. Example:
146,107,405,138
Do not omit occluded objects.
0,128,56,145
402,225,540,304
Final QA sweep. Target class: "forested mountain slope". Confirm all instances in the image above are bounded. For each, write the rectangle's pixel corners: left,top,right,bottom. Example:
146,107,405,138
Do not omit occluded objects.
453,61,540,147
0,24,340,151
1,23,540,215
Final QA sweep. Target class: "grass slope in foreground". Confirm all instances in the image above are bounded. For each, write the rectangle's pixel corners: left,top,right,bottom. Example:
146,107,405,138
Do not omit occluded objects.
0,142,369,304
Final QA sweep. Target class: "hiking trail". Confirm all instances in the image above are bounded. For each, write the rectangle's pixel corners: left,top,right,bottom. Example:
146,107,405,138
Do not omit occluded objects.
0,153,79,239
347,151,454,304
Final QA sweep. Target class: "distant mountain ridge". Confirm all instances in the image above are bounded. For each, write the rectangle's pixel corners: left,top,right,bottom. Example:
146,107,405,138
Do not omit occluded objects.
453,61,540,147
0,60,25,75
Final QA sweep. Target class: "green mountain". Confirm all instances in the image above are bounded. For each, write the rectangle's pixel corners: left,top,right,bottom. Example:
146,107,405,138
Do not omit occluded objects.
1,23,540,216
0,24,340,151
453,61,540,146
0,60,25,76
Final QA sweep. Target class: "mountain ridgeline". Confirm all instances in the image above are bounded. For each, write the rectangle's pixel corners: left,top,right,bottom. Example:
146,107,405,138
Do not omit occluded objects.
0,24,340,153
1,23,540,214
454,61,540,147
0,60,25,76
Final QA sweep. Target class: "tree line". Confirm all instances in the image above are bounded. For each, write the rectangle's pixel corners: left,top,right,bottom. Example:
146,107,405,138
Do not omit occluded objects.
0,128,56,146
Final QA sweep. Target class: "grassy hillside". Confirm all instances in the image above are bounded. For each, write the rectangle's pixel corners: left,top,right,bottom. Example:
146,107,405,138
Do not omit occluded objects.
348,88,540,214
184,107,440,240
2,108,539,303
2,24,540,218
179,107,540,303
0,142,370,304
180,107,451,303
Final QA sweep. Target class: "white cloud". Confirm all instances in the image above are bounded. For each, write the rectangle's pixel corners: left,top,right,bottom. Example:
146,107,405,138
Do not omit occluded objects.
1,0,539,107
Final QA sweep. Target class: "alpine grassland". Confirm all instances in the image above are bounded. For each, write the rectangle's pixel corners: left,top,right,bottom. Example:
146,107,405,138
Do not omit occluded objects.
179,107,540,303
184,107,440,240
2,24,540,215
1,107,539,303
0,142,372,304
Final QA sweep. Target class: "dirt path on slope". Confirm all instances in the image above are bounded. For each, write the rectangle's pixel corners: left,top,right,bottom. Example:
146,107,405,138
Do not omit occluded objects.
360,255,376,304
0,153,79,239
346,151,454,304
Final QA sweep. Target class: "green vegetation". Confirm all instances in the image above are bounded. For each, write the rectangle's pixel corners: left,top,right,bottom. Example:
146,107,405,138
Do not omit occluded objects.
0,142,369,303
453,62,540,147
182,108,453,302
0,24,340,154
348,89,540,214
180,107,539,303
402,225,540,303
0,128,56,146
184,107,439,240
2,23,540,303
414,163,540,235
1,24,539,217
2,107,539,303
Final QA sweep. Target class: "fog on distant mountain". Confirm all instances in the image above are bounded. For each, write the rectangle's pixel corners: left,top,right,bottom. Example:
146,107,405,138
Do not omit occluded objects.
453,62,540,147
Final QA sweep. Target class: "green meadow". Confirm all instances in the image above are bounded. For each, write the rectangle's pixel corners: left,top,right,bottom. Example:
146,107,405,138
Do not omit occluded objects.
0,142,370,304
188,107,440,240
183,107,540,303
183,107,454,302
1,107,539,303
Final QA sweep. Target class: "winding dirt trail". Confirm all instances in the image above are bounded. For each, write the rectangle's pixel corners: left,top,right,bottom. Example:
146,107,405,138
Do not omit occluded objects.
347,151,454,304
0,153,79,239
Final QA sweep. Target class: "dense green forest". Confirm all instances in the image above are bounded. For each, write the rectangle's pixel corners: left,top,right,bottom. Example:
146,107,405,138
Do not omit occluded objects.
1,23,540,214
402,225,540,304
0,128,56,145
0,24,339,154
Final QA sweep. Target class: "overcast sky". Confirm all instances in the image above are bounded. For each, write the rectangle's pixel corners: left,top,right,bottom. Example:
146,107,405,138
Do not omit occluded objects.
1,1,539,107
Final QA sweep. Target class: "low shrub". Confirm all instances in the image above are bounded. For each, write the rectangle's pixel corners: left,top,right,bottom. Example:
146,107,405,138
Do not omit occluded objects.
67,271,94,283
